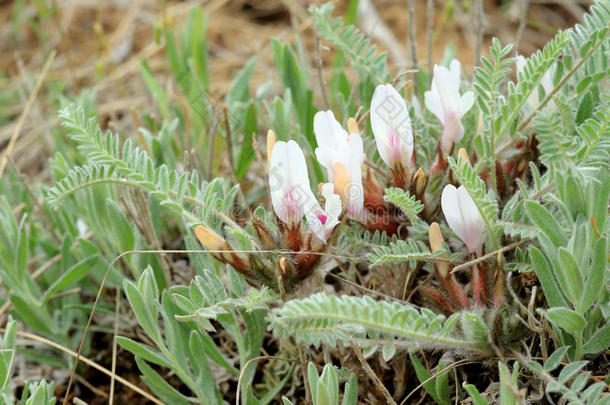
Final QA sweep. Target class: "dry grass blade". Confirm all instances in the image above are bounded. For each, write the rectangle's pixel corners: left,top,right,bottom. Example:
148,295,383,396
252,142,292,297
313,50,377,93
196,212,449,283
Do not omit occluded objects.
235,355,297,405
0,329,163,405
0,50,55,180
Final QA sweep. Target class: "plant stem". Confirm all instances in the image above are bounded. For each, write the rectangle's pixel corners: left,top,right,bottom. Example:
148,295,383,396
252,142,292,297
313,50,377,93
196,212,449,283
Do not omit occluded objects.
315,36,329,110
408,0,417,69
518,30,607,132
474,0,483,67
426,0,433,80
514,0,530,54
349,338,397,405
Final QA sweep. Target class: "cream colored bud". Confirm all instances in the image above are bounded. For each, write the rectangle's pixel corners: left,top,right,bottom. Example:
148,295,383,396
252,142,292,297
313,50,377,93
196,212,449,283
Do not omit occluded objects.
413,167,427,196
279,257,288,274
194,225,227,251
428,222,443,252
428,222,449,278
457,148,471,165
332,162,350,203
347,117,360,134
266,129,276,170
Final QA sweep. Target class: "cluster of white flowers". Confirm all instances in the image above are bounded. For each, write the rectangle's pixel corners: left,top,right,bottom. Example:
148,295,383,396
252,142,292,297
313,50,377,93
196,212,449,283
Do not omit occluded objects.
267,58,485,253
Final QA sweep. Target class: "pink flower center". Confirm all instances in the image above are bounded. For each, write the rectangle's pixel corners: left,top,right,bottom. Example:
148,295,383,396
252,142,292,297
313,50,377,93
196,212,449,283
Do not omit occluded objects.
286,189,294,202
317,213,328,225
391,130,402,163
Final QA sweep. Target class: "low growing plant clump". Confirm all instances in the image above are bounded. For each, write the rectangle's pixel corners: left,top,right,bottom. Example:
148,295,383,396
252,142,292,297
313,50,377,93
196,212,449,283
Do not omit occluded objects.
0,1,609,404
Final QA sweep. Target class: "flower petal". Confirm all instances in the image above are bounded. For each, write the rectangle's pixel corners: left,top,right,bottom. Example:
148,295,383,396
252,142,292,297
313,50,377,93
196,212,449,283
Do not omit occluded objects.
441,184,486,253
269,140,316,227
371,84,413,167
424,80,444,124
441,185,469,246
455,186,486,252
458,91,475,118
433,64,460,115
269,141,292,224
314,110,351,180
449,59,462,87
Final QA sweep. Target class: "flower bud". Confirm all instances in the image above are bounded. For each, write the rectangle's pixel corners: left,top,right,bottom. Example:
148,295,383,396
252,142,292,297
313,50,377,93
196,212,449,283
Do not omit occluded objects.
424,59,474,152
278,256,289,275
457,148,470,165
347,117,359,134
194,225,228,251
266,129,276,170
429,222,469,309
370,84,413,168
428,222,443,251
412,167,427,197
252,217,275,249
429,222,449,278
441,185,486,255
332,162,350,204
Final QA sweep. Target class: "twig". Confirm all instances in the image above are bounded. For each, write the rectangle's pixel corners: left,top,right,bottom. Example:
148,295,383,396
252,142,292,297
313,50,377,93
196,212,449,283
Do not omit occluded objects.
276,262,311,403
515,0,531,54
407,0,418,96
0,50,55,180
223,106,250,218
427,0,434,80
408,0,418,69
451,238,534,273
109,286,120,405
298,344,312,403
400,359,476,405
349,338,397,405
316,37,330,110
327,272,409,304
7,158,61,243
207,115,219,180
3,329,163,404
474,0,484,67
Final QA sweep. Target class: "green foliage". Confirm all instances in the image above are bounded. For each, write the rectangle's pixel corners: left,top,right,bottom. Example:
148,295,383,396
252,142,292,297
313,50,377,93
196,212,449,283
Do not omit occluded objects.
498,362,522,405
525,347,610,404
536,98,610,173
120,267,278,403
0,318,56,404
2,1,609,403
47,104,239,228
282,363,357,405
525,169,609,360
367,239,432,267
120,267,224,404
383,187,425,225
410,354,451,405
269,293,489,355
309,3,388,82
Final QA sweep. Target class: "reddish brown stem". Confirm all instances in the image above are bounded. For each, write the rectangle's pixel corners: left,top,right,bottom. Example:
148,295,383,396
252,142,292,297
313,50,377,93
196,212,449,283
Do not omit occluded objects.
421,287,457,315
439,275,470,309
472,261,489,306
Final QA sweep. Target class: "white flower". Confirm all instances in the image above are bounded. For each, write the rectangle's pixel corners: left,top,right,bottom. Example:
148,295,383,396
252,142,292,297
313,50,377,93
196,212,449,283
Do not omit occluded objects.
515,55,554,111
268,140,318,228
314,110,365,216
441,184,486,254
424,59,475,152
370,84,414,168
305,183,342,243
